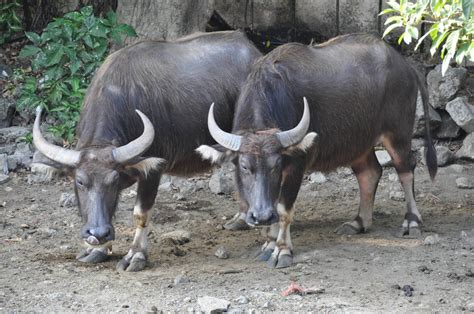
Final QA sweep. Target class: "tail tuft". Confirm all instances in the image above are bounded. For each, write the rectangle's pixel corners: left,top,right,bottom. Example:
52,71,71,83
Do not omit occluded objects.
426,142,437,181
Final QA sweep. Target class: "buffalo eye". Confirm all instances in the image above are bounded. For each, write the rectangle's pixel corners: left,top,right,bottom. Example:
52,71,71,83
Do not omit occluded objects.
76,177,86,189
240,162,253,174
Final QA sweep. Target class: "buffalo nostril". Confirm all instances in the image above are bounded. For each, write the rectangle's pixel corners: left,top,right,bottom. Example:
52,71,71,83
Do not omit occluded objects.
87,225,112,240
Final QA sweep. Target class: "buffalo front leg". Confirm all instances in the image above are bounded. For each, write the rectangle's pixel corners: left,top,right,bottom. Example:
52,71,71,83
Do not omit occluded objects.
117,173,161,272
336,149,382,235
266,159,305,269
224,202,250,231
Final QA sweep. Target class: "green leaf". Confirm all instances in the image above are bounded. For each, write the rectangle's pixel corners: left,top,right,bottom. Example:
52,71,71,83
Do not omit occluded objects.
80,6,93,17
25,32,42,45
384,16,403,25
19,45,41,58
115,24,137,37
403,30,412,44
382,23,403,38
46,46,65,66
462,0,472,19
443,29,460,58
407,26,419,40
441,54,452,75
106,10,117,25
110,29,123,45
455,42,469,64
430,31,450,55
70,60,81,75
415,26,438,51
90,24,108,38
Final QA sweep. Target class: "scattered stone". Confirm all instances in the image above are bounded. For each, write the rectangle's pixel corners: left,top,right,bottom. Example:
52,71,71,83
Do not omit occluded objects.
174,274,190,285
444,164,465,174
197,296,230,314
465,302,474,312
0,173,9,184
456,133,474,161
173,193,186,201
456,177,474,189
209,167,234,195
262,301,271,308
0,126,30,144
59,192,77,207
436,111,461,139
445,96,474,133
426,65,467,109
435,145,453,166
234,295,249,304
214,246,229,259
20,223,30,229
308,171,327,184
391,284,401,290
160,230,191,244
402,285,414,297
389,191,405,201
39,227,58,237
423,234,440,245
121,304,129,308
376,150,392,167
413,92,442,137
0,153,7,174
418,265,432,274
447,272,462,281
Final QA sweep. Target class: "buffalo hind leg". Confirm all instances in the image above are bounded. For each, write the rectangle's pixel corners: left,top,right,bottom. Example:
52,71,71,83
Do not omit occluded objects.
335,149,382,235
383,136,422,238
117,172,161,272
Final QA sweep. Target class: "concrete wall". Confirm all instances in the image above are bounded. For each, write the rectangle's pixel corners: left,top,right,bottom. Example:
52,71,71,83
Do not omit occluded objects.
215,0,384,40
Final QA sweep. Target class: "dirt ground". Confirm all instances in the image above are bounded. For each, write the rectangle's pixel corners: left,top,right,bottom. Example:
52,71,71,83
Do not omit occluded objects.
0,161,473,312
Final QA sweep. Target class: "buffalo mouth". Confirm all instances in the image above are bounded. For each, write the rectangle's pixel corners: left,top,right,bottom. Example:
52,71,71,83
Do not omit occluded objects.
83,236,113,251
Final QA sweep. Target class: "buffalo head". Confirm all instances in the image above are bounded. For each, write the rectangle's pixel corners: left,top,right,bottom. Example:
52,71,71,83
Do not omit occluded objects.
32,107,165,247
197,97,317,226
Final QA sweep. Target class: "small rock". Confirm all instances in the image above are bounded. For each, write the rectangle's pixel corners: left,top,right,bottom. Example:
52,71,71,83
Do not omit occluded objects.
234,295,249,304
209,167,234,195
389,191,405,201
160,230,191,244
391,284,401,290
418,265,432,274
308,172,327,184
465,302,474,312
402,285,414,297
174,274,190,285
262,301,271,308
456,177,474,189
445,164,465,174
423,234,440,245
173,193,186,201
197,296,230,314
59,192,77,207
215,246,229,259
376,150,392,167
456,133,474,161
0,126,30,144
20,223,30,229
121,304,129,308
445,96,474,133
0,173,9,184
150,305,158,313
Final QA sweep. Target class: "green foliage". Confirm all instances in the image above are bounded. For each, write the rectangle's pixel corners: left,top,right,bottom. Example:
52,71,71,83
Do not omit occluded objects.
381,0,473,75
0,0,23,44
18,6,137,143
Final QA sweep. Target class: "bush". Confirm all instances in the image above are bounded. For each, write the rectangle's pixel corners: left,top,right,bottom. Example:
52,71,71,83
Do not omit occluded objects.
0,0,23,44
18,6,136,144
381,0,473,75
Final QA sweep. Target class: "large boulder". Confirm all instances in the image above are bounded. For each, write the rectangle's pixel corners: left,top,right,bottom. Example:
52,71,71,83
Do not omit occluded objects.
456,133,474,161
426,65,467,109
445,96,474,133
413,92,441,137
436,111,461,139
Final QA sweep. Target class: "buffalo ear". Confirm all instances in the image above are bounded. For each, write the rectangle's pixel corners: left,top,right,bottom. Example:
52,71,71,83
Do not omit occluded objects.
123,157,166,178
30,151,73,178
282,132,318,154
196,144,236,165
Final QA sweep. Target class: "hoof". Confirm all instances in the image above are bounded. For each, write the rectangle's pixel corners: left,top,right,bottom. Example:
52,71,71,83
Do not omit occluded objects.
275,254,293,269
224,217,249,231
334,222,363,235
255,249,273,262
267,248,293,269
76,247,109,264
116,252,147,272
398,226,422,238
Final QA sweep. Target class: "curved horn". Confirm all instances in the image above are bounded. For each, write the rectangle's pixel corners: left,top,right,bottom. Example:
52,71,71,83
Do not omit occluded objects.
113,110,155,163
33,106,81,166
276,97,311,148
207,103,242,151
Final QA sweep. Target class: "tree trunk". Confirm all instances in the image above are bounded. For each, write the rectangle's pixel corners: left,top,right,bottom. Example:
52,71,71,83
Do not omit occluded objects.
117,0,215,42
